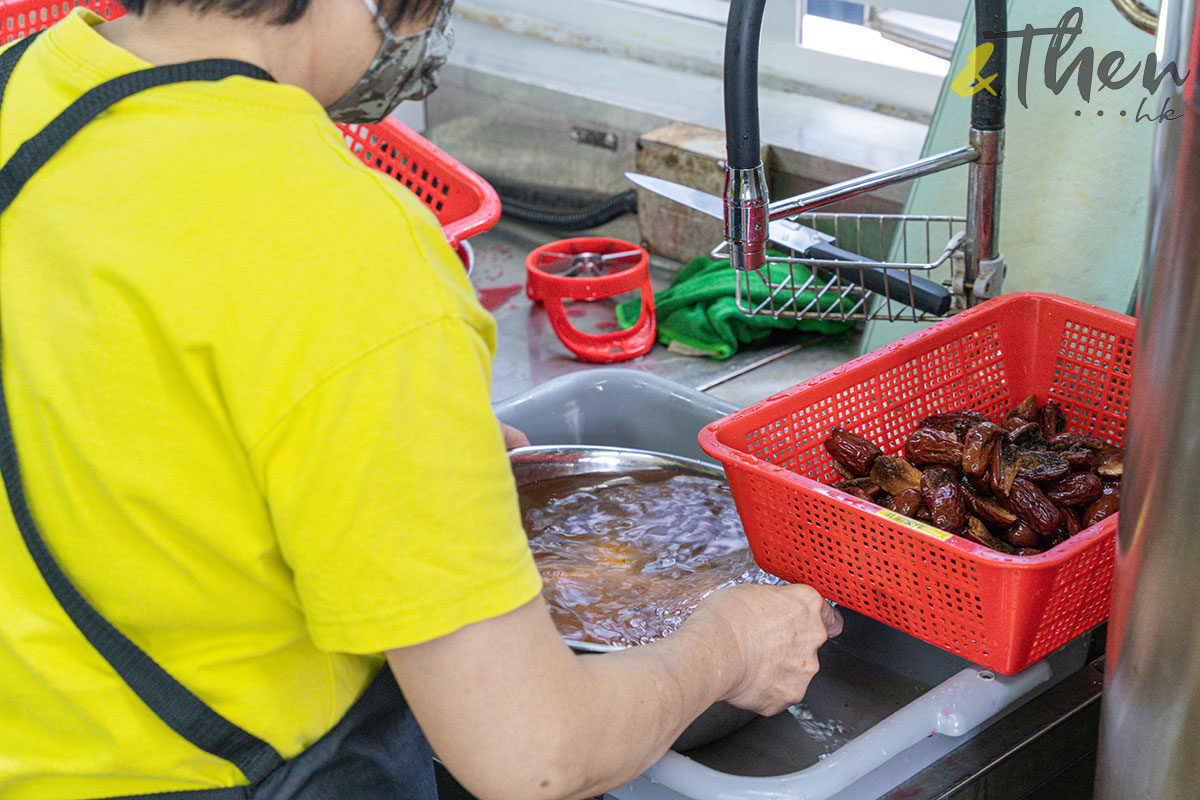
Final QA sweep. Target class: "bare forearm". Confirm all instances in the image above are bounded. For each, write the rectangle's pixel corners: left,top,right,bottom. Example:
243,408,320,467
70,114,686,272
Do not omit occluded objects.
389,601,739,800
388,586,837,800
554,625,739,798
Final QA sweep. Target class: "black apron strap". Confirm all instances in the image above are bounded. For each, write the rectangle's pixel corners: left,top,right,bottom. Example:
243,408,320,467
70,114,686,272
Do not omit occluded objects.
0,32,37,104
101,789,253,800
0,35,284,785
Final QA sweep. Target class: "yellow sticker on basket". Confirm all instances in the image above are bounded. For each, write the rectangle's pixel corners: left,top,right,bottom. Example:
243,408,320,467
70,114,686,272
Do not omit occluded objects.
874,507,955,542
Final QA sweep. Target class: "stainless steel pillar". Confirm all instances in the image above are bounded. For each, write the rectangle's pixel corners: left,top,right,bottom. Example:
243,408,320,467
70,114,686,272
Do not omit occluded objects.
1095,0,1200,796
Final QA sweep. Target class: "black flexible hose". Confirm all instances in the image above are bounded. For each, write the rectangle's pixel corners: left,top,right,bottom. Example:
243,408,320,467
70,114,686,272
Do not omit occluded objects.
972,0,1007,130
723,0,767,170
498,189,638,232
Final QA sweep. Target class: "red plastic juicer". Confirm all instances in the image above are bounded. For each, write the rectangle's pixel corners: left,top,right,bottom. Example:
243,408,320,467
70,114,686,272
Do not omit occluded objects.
525,237,657,363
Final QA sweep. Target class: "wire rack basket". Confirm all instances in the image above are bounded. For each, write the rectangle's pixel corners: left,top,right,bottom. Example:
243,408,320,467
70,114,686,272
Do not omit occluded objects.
732,212,967,324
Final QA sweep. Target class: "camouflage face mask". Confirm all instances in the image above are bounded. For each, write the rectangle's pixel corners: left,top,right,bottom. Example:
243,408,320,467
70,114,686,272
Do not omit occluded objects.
324,0,454,124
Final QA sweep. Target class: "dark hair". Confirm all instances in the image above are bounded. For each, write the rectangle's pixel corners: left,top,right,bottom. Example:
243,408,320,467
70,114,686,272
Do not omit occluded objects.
115,0,442,27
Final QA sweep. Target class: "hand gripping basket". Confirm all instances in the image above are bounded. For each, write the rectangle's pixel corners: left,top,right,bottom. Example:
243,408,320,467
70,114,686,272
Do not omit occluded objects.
699,293,1135,674
0,0,500,257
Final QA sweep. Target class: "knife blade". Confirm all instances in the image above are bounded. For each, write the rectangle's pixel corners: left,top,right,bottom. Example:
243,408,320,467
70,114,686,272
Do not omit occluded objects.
624,172,952,316
625,172,832,253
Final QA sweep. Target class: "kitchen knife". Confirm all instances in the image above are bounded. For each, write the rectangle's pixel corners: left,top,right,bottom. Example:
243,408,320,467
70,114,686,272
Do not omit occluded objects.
626,172,832,253
625,172,952,316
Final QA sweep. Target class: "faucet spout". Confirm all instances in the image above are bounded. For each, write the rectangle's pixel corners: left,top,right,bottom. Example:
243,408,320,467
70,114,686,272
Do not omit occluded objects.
723,164,768,271
723,0,769,271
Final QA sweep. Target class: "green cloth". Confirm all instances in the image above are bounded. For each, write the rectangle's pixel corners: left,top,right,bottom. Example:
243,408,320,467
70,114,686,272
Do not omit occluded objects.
615,256,853,360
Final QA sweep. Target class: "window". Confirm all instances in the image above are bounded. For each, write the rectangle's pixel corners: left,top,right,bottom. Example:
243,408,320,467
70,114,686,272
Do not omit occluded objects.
457,0,966,117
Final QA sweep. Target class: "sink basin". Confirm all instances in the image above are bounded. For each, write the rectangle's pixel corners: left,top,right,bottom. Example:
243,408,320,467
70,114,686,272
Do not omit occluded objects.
494,368,1089,800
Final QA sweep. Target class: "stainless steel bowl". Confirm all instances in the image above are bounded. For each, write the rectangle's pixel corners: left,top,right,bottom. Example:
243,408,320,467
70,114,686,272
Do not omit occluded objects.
510,444,759,750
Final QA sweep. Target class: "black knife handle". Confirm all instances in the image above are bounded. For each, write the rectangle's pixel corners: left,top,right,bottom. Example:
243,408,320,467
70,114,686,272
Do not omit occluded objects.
804,241,953,316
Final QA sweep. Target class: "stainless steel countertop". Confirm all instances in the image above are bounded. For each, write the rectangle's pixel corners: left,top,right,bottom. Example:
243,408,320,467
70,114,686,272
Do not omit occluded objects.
472,217,863,408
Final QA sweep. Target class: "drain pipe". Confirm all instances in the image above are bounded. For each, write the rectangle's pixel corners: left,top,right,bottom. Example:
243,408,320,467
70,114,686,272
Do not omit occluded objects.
965,0,1006,302
1094,0,1200,796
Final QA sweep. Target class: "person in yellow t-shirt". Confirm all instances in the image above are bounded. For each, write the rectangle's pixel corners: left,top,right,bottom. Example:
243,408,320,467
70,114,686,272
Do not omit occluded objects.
0,0,842,798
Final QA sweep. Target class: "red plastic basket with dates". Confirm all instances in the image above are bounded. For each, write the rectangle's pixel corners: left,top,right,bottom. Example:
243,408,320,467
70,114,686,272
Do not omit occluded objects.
0,0,500,269
698,292,1135,674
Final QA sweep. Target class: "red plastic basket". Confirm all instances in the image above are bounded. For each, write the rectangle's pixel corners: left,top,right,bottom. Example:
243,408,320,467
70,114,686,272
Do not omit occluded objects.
0,0,500,250
698,293,1135,674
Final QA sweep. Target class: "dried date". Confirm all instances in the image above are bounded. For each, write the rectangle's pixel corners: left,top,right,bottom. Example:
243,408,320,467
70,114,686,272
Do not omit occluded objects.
1016,451,1071,485
832,477,882,499
920,467,957,492
962,422,1003,479
1006,394,1039,422
919,410,989,439
1082,482,1121,527
819,394,1121,552
1097,449,1124,478
960,480,1019,527
1038,400,1065,439
964,469,993,495
831,460,856,480
1006,421,1045,449
1045,472,1103,506
1006,478,1063,537
1043,529,1070,548
1014,547,1045,556
1061,447,1096,471
870,455,923,495
1058,504,1082,537
921,468,966,534
990,440,1021,497
1001,416,1029,434
904,428,963,468
825,427,882,477
1004,522,1041,549
962,515,1018,554
887,488,923,517
1047,432,1106,452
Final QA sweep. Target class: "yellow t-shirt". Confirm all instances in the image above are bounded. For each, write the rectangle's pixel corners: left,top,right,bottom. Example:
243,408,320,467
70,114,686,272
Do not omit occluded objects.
0,10,541,798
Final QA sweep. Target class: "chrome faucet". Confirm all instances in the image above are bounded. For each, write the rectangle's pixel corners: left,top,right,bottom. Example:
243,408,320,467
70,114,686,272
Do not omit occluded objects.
721,0,1009,307
722,0,770,271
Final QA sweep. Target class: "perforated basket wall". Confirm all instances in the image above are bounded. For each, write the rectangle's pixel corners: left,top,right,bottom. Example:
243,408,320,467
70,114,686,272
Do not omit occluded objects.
1,0,500,247
699,293,1135,674
337,122,499,247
